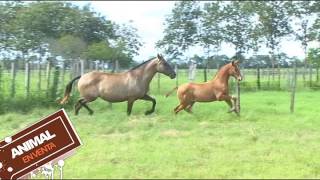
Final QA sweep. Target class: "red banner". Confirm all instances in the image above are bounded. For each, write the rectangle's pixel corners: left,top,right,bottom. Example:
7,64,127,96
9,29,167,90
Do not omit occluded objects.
0,109,81,179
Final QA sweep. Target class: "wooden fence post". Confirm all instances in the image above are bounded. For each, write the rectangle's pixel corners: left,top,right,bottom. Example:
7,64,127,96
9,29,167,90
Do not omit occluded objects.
46,61,51,98
236,80,241,116
157,73,160,94
95,61,99,71
175,64,178,87
61,61,65,92
290,60,297,113
37,61,41,95
257,65,261,90
10,62,16,98
25,62,30,98
309,64,312,87
80,60,85,75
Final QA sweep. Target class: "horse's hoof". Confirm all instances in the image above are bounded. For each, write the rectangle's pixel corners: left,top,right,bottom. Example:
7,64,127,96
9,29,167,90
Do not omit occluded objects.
228,108,235,113
145,111,153,115
89,111,94,115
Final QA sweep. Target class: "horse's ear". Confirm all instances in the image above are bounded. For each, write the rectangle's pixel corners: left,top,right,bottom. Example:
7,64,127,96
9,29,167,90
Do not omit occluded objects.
232,60,240,66
157,54,161,59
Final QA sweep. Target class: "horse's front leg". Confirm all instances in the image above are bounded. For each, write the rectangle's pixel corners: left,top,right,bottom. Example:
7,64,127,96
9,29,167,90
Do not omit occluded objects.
127,99,136,116
217,94,237,114
140,94,156,115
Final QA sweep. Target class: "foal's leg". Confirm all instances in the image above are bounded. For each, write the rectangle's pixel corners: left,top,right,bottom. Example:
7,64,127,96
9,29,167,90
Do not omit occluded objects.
174,103,188,114
185,102,195,113
140,94,156,115
225,99,235,113
218,94,237,114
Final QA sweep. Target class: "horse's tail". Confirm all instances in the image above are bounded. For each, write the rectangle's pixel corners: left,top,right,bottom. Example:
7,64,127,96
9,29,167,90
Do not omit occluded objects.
165,86,178,97
59,76,81,104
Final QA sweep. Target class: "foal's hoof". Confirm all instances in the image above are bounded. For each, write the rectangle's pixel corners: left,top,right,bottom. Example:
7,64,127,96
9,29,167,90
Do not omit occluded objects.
228,108,236,113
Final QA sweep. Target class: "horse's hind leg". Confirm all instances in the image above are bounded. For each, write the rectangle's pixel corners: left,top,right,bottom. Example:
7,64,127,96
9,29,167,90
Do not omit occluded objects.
75,99,84,115
77,97,96,115
82,101,94,115
174,103,187,114
185,102,195,113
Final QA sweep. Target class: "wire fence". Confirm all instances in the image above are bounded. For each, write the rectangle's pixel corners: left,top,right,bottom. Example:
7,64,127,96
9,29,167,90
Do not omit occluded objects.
0,60,319,102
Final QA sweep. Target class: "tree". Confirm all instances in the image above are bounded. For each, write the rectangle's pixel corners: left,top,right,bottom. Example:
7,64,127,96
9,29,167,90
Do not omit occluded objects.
200,2,224,81
156,1,201,60
307,48,320,82
113,21,143,59
287,1,317,85
48,35,87,65
86,41,113,62
221,1,254,60
254,1,292,80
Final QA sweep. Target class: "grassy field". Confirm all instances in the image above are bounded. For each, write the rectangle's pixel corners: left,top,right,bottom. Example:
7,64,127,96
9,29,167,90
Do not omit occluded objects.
1,89,320,178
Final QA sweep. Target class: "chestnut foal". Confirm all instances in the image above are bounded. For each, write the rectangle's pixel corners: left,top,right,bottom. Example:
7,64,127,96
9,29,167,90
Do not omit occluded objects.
166,60,242,114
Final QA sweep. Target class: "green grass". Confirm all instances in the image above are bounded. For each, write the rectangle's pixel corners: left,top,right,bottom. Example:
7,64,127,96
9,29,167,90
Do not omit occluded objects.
2,90,320,178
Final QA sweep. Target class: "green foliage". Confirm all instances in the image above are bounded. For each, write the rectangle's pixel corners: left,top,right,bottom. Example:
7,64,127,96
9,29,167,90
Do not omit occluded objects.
0,1,141,66
307,48,320,66
86,42,113,62
49,35,87,60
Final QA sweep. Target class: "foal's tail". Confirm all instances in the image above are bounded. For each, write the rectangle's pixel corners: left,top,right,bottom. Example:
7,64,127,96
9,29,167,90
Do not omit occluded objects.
59,76,81,104
165,86,178,97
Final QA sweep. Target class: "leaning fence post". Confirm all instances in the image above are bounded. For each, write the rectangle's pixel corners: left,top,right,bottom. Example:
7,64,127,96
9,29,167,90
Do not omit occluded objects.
25,62,30,98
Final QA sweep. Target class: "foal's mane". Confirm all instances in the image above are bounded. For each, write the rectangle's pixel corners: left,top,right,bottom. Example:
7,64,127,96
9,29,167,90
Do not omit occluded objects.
130,57,156,70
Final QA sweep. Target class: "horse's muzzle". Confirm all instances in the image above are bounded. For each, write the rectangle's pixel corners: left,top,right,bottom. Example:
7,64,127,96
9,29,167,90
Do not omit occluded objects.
170,73,176,79
237,76,242,81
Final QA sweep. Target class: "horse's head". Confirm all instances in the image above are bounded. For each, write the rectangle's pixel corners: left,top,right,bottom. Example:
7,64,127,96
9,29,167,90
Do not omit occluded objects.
229,60,242,81
156,54,176,79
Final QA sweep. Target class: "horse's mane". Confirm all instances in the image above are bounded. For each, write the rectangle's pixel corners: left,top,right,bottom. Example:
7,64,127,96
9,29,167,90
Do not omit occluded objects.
130,57,156,70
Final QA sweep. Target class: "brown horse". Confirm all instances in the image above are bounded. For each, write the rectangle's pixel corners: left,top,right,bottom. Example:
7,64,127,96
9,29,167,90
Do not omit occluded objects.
59,54,176,115
166,60,242,114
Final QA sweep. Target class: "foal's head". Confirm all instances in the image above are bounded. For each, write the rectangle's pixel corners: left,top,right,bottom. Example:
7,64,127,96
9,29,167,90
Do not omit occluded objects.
155,54,176,79
229,60,242,81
